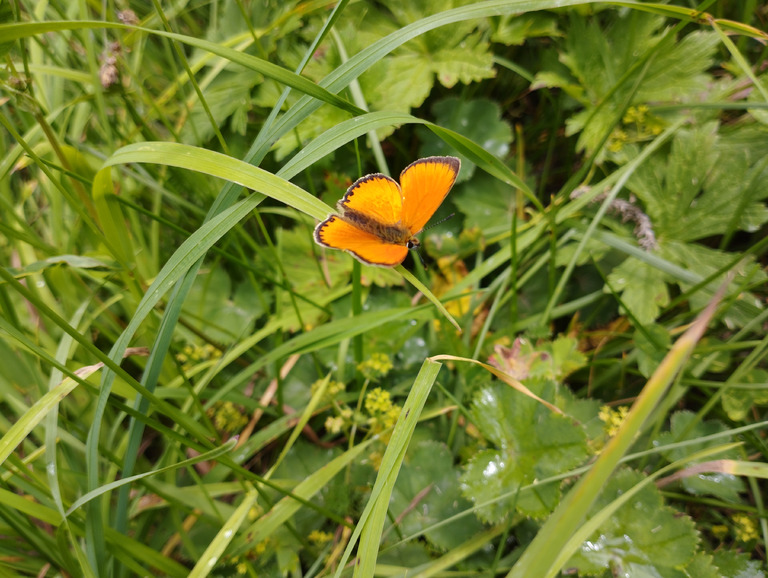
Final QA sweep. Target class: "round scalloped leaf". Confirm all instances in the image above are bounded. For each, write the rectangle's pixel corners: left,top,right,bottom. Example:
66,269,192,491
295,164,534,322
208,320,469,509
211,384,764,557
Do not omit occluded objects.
566,468,699,576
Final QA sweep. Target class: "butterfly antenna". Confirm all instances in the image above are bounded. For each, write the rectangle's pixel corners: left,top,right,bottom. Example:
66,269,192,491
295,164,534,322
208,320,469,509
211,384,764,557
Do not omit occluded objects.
423,212,455,231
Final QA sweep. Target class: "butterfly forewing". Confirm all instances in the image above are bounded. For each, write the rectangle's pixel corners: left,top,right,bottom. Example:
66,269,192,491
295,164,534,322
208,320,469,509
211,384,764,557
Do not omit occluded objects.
338,174,403,226
399,156,460,235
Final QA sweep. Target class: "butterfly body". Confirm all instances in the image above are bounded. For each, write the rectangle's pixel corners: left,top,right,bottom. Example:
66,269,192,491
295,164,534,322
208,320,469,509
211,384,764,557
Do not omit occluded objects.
314,156,460,267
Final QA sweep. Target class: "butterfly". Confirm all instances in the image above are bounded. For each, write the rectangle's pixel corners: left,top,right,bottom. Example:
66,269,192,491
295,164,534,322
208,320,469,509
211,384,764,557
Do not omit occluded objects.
314,156,461,267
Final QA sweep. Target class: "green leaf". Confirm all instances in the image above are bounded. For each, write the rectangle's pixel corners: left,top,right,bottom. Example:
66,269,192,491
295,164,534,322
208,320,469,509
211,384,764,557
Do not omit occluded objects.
656,411,746,502
660,241,767,329
452,171,516,235
390,440,483,550
555,12,719,157
181,268,263,344
567,468,698,576
460,381,588,521
489,335,587,382
430,32,495,88
712,549,766,578
628,123,768,242
722,369,768,422
634,324,671,378
679,552,722,578
550,335,588,379
8,255,118,277
180,70,261,145
492,12,559,46
606,258,670,324
419,97,513,183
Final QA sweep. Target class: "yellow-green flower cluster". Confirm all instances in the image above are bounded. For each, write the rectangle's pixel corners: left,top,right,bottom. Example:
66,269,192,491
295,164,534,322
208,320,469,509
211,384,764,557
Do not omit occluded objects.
324,408,353,435
610,105,665,152
623,104,664,136
311,379,346,401
608,128,628,152
598,405,629,438
209,400,248,433
357,353,393,381
732,512,758,543
308,530,333,545
176,342,221,372
365,387,401,435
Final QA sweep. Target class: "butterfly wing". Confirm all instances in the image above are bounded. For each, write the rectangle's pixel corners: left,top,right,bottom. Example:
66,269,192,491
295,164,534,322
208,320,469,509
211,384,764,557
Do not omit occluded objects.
338,173,403,225
314,216,409,267
399,156,460,235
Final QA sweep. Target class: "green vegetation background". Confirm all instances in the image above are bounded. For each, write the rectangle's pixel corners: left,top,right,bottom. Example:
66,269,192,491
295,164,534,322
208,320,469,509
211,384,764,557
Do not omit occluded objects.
1,0,767,576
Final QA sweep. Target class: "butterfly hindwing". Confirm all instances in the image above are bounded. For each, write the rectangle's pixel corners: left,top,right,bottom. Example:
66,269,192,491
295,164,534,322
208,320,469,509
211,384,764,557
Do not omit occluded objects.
314,215,409,266
399,156,460,235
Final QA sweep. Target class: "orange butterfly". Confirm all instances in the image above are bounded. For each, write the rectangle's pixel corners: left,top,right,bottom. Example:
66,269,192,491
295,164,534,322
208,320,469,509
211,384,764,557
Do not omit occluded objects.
314,156,460,267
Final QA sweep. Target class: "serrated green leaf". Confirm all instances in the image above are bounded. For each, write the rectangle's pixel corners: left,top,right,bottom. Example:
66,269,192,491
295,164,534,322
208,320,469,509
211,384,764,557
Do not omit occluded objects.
684,553,724,578
629,123,768,242
550,335,588,379
712,549,766,578
431,33,495,88
567,469,698,576
461,381,588,521
659,241,767,328
555,12,719,157
606,258,669,324
390,440,482,550
488,336,587,382
656,411,746,502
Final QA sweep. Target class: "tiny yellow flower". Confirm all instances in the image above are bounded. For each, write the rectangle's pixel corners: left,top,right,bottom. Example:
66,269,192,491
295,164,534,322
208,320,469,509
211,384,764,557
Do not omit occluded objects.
608,129,628,152
176,342,221,371
364,388,392,415
357,353,394,380
311,379,346,401
710,524,729,540
236,562,248,574
599,405,629,437
308,530,333,545
325,416,345,434
253,540,269,555
732,512,758,542
210,401,248,433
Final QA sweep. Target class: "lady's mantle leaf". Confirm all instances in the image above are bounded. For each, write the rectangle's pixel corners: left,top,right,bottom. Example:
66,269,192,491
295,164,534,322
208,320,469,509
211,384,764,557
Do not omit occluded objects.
419,97,513,183
390,440,483,550
606,259,670,326
712,550,766,578
460,381,588,522
566,468,699,576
